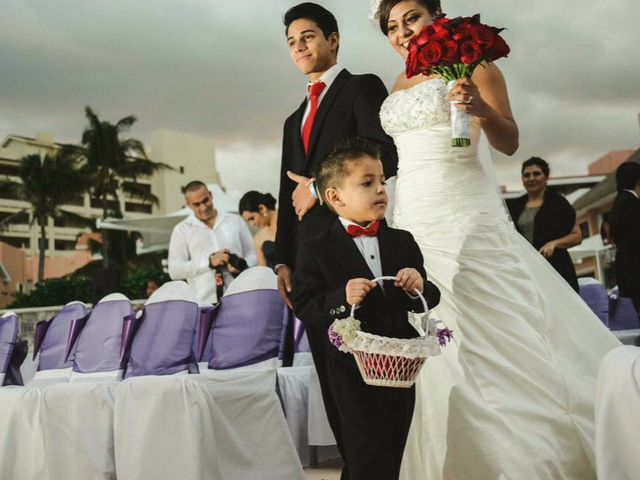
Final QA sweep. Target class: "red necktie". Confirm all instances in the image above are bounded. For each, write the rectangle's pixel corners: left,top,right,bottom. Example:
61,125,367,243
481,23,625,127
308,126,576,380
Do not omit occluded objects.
302,81,326,155
346,221,381,238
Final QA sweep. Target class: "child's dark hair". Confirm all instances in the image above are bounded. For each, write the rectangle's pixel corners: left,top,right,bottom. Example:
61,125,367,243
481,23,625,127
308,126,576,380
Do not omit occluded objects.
238,191,277,214
283,3,339,39
521,157,550,177
316,137,382,208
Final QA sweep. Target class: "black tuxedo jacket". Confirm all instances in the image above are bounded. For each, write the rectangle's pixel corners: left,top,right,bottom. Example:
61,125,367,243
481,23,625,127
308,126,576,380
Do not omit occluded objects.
292,220,441,345
274,69,398,268
609,190,640,307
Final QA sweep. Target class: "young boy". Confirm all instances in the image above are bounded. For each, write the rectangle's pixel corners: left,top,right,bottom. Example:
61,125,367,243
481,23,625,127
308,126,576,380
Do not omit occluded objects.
292,138,441,480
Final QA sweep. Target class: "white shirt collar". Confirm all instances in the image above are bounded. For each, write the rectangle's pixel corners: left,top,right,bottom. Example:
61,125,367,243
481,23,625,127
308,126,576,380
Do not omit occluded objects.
623,189,639,198
185,210,230,230
307,63,341,97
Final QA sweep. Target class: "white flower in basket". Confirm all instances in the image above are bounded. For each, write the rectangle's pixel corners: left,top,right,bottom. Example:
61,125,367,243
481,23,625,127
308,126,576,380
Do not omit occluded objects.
328,276,453,388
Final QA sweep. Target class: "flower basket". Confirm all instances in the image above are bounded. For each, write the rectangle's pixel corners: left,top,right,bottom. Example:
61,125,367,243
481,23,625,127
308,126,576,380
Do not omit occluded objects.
328,276,452,388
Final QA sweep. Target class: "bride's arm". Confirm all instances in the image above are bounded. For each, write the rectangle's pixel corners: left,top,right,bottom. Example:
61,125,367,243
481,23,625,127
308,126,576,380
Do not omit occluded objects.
449,63,519,156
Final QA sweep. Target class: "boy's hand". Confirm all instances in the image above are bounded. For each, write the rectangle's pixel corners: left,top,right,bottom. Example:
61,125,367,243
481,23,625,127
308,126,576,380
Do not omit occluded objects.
395,268,424,295
345,278,377,306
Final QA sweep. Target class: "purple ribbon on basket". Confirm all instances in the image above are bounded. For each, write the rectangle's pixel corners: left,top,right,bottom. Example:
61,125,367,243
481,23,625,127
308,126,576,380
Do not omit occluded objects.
437,327,453,347
328,324,343,350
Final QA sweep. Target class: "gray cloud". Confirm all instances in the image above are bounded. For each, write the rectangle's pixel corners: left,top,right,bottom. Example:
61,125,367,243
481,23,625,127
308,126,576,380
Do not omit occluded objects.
0,0,638,198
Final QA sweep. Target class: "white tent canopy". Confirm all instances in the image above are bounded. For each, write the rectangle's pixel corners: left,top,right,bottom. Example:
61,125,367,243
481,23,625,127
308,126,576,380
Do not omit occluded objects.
97,184,236,253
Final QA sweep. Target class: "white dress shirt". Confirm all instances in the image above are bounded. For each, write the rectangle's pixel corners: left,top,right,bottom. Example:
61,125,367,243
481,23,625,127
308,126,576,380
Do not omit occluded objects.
623,189,639,198
339,217,383,285
168,212,257,304
301,63,343,133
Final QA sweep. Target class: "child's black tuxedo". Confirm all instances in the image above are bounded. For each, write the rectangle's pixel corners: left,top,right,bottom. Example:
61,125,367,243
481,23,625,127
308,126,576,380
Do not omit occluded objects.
293,219,441,480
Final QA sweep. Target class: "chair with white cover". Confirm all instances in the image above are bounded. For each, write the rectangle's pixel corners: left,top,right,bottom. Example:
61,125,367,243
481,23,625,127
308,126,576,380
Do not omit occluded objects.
41,293,134,480
595,345,640,479
0,311,19,387
114,271,304,480
124,280,200,377
578,280,609,326
0,301,88,480
30,301,90,386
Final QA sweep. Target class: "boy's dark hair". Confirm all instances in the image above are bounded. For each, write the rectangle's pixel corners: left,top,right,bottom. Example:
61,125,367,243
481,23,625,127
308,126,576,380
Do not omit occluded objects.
376,0,442,35
615,161,640,192
316,137,382,209
182,180,208,195
284,2,339,39
521,157,550,177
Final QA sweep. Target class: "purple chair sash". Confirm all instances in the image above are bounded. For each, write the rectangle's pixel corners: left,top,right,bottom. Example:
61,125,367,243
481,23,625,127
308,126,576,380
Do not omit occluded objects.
0,314,19,375
579,284,609,326
293,317,310,353
207,289,286,370
64,313,91,362
37,302,89,371
33,318,51,360
125,300,199,378
73,300,134,374
609,296,640,330
195,305,220,362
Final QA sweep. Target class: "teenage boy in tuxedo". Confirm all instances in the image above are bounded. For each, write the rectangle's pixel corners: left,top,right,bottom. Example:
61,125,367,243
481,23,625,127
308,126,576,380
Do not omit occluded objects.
293,138,440,480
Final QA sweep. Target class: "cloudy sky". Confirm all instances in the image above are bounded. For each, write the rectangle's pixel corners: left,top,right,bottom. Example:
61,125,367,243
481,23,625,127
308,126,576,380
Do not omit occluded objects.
1,0,638,203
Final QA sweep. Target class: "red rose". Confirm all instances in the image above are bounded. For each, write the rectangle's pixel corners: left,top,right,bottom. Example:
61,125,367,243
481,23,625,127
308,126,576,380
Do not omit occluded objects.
486,35,510,61
421,42,443,66
413,26,433,46
441,40,459,65
453,22,473,42
460,41,481,65
431,26,451,43
470,25,495,47
405,43,420,77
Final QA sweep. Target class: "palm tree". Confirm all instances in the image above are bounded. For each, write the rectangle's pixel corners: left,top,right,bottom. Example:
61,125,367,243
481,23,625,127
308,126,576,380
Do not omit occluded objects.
0,151,90,282
77,106,170,268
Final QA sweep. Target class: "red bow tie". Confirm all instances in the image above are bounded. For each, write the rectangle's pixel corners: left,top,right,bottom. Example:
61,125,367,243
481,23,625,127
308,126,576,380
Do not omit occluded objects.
346,221,380,238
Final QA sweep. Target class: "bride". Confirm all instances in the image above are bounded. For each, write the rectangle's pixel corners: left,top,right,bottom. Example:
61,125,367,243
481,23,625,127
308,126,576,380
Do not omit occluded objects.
372,1,621,478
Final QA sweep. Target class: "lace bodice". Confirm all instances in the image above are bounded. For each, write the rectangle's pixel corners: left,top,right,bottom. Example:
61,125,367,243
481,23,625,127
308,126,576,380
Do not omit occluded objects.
380,78,450,136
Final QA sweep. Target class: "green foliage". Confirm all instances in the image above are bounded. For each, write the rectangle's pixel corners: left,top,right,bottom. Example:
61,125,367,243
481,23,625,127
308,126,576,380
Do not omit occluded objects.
120,267,169,300
8,277,93,309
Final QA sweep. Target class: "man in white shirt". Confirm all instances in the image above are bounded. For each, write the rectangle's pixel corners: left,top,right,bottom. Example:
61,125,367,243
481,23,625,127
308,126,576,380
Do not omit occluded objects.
168,181,256,304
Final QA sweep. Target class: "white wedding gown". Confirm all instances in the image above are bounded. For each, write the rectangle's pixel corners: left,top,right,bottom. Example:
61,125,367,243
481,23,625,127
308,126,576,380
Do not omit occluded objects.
380,78,620,480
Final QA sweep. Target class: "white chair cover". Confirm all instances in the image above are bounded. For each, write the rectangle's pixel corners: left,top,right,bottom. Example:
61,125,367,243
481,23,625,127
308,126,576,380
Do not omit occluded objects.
0,301,88,478
224,266,277,296
40,293,133,480
113,370,304,480
595,345,640,479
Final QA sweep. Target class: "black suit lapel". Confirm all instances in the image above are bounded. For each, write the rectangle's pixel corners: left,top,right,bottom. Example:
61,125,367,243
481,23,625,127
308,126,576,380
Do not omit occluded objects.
376,222,400,293
306,69,351,163
291,99,307,173
329,221,374,280
329,221,385,303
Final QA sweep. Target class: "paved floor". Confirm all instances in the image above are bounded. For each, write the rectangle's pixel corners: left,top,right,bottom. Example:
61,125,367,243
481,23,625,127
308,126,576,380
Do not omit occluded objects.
303,458,343,480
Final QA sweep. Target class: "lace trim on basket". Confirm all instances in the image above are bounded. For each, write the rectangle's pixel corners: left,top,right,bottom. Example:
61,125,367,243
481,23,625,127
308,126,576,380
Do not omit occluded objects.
347,331,442,359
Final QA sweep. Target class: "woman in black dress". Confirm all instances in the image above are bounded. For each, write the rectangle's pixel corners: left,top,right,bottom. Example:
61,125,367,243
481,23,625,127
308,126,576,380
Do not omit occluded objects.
239,191,278,269
507,157,582,292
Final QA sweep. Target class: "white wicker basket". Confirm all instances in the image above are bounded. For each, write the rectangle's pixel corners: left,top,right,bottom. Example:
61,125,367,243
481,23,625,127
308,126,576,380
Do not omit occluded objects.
335,276,443,388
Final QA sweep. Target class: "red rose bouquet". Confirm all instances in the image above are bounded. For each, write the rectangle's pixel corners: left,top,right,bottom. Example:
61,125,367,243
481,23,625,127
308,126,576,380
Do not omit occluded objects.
406,14,510,147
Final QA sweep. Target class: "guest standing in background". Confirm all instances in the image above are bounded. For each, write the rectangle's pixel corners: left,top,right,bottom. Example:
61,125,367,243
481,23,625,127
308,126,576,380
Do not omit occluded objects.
239,191,278,269
609,161,640,311
168,181,256,304
507,157,582,292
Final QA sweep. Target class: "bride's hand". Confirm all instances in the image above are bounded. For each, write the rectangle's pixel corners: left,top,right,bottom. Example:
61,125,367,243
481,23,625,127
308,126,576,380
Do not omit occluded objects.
447,78,492,119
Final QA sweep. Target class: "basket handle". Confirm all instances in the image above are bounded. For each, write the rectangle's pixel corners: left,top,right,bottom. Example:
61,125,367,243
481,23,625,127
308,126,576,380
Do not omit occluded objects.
349,275,429,318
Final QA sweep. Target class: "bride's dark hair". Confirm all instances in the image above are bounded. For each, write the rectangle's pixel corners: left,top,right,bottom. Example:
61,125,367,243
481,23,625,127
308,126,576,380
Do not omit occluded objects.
377,0,442,35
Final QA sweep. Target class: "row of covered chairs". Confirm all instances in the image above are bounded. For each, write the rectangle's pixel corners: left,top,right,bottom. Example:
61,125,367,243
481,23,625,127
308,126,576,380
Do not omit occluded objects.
0,267,313,480
578,278,639,341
